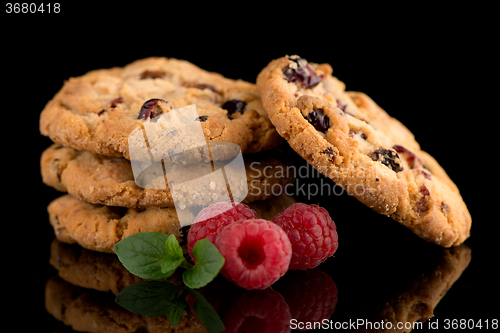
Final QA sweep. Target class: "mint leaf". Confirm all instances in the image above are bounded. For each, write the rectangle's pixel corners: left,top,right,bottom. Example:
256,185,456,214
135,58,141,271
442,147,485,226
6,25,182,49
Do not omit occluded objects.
161,234,185,275
183,239,225,289
165,303,186,327
115,281,179,316
114,232,173,280
186,287,225,333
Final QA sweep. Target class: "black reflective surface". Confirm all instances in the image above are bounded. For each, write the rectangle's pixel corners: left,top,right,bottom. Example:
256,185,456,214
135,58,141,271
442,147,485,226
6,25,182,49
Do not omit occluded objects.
24,196,475,333
21,188,485,333
19,158,493,333
6,9,496,332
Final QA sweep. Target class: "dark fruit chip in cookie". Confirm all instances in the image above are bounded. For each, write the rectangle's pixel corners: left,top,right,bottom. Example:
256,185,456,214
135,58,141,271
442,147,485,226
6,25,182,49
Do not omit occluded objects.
222,99,246,117
335,99,346,112
110,97,124,108
137,98,169,120
323,147,336,163
371,148,404,173
393,145,422,169
196,115,210,122
306,109,330,133
417,185,431,214
97,97,124,116
140,70,166,79
283,56,323,88
182,82,219,93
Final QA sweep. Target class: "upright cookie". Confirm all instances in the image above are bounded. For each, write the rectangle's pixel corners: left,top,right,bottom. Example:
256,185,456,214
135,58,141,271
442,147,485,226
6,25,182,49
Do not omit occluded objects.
40,57,282,160
256,55,471,247
41,144,295,208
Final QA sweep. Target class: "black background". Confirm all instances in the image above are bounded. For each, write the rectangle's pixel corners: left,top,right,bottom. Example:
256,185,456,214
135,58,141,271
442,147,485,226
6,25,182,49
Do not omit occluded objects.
2,3,497,332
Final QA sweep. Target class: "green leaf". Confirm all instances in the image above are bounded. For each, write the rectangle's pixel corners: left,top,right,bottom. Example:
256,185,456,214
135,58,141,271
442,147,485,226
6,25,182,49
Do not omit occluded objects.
114,232,173,280
183,239,225,289
186,287,225,333
165,303,186,327
115,281,179,316
161,234,185,275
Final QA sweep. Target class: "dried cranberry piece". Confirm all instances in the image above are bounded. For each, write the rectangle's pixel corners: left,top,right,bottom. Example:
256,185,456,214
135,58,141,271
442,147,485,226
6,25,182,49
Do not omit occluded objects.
137,98,169,120
283,56,323,88
371,148,403,172
440,201,450,214
349,130,367,140
182,82,219,93
222,99,246,118
110,97,124,108
306,108,330,133
196,115,209,122
418,169,432,180
393,145,423,169
323,147,336,163
335,99,346,112
417,185,430,214
420,184,430,197
140,70,165,79
335,98,358,118
98,97,124,116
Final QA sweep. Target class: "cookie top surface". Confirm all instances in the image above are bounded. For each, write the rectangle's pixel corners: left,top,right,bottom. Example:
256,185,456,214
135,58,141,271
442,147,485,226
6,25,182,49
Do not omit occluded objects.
40,57,282,160
41,144,295,209
256,55,471,247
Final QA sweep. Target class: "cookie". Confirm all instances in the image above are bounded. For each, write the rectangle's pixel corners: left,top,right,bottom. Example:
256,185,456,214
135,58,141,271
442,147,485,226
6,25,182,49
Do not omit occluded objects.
40,57,282,160
47,194,184,253
256,55,471,247
41,144,295,208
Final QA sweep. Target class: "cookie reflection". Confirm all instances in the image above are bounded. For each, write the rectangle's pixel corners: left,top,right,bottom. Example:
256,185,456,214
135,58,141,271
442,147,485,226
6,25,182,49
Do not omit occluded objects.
46,238,338,333
340,244,471,332
45,276,206,333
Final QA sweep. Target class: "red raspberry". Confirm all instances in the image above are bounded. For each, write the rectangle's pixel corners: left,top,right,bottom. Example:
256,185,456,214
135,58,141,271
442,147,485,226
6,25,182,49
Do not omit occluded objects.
272,203,338,270
187,201,258,261
215,219,292,290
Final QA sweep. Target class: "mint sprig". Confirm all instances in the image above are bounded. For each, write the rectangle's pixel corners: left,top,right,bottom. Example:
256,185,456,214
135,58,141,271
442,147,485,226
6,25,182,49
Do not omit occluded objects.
183,238,224,289
114,232,224,287
113,232,226,333
161,233,187,276
114,232,175,280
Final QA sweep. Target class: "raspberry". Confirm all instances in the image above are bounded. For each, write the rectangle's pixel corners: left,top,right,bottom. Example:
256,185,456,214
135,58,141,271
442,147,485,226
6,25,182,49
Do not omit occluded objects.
187,201,258,261
272,203,338,270
215,219,292,290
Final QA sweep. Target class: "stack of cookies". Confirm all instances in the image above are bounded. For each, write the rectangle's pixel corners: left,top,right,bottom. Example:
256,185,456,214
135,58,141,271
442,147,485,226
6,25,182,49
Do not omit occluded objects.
40,57,295,254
